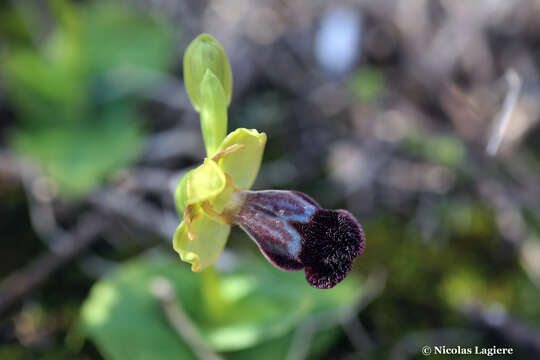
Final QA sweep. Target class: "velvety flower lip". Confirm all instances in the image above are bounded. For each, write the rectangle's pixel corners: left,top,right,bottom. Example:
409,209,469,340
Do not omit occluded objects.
229,190,366,289
294,209,365,289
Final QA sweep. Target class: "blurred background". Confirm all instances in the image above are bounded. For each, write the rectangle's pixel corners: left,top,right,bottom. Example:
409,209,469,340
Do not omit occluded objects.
1,0,540,359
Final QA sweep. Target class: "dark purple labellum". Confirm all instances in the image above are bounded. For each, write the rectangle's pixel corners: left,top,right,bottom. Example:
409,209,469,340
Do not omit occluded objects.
231,190,366,289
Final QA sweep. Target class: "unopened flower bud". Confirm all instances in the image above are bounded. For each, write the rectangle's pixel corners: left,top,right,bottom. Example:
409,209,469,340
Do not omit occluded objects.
183,34,233,112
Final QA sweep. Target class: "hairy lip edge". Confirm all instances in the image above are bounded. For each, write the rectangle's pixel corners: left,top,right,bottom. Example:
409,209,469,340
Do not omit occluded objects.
232,190,366,289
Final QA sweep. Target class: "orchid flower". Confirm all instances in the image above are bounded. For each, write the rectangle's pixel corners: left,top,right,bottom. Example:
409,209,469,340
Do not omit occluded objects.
173,34,365,289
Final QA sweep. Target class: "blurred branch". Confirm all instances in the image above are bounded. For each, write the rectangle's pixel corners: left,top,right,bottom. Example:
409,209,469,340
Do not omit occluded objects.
0,214,106,317
114,167,178,210
520,239,540,290
18,160,68,250
339,267,388,355
142,126,203,163
389,327,482,360
462,304,540,355
103,66,191,111
0,150,180,314
286,317,317,360
149,277,224,360
487,69,522,156
0,150,20,183
89,188,178,240
286,268,387,360
18,158,119,278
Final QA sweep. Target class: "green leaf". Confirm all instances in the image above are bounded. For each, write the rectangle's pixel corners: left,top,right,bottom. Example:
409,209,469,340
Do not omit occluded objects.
201,259,360,351
2,3,175,198
81,255,362,359
82,3,174,75
81,258,198,360
2,49,86,126
11,103,142,197
227,327,339,360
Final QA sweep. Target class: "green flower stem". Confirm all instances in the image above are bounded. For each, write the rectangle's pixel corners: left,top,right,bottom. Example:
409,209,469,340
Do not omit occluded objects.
200,70,228,157
201,265,226,320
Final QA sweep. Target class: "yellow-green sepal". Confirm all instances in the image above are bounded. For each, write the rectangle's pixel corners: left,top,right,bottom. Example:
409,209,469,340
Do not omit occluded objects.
200,69,228,157
216,128,267,189
183,33,232,112
172,211,231,272
186,158,226,205
173,169,191,217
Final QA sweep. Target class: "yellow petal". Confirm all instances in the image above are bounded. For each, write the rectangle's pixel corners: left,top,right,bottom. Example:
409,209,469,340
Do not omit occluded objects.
186,158,226,205
216,128,267,189
172,210,230,272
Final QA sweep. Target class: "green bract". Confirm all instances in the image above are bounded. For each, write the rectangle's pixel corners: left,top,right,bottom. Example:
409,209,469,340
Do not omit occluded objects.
173,128,267,271
199,70,228,156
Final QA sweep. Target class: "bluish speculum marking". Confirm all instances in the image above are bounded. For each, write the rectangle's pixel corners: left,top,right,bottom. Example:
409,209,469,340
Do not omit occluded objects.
232,190,316,269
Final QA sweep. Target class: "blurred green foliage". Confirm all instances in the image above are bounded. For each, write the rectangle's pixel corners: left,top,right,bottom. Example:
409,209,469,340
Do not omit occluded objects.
347,66,385,103
80,255,362,359
359,203,540,348
1,1,175,196
401,133,466,168
401,132,466,168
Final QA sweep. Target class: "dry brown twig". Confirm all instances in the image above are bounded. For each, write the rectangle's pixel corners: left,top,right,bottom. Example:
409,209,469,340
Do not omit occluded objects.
0,214,107,316
486,69,522,156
